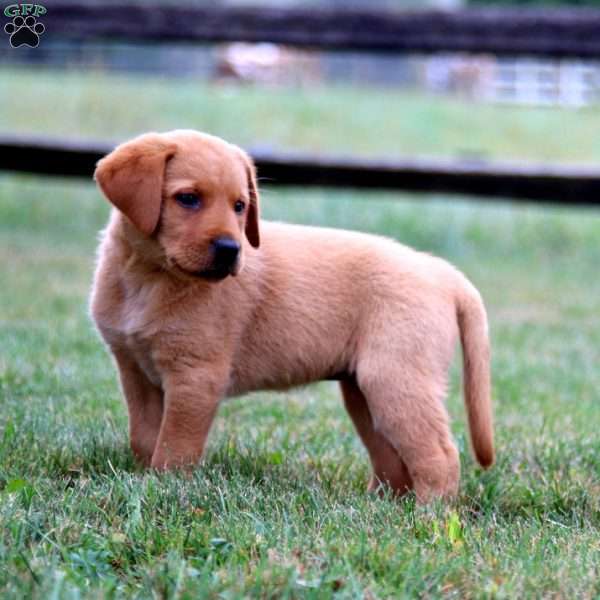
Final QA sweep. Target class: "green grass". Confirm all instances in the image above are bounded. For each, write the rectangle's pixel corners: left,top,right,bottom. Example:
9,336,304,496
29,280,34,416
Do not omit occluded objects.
1,68,600,598
4,67,600,163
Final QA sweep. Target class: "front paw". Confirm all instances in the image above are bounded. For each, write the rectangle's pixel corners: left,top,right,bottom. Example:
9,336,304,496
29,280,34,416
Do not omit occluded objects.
130,440,155,467
150,447,199,474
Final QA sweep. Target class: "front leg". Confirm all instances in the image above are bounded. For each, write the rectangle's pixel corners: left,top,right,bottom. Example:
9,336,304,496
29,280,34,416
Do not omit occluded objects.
112,348,164,466
151,366,227,470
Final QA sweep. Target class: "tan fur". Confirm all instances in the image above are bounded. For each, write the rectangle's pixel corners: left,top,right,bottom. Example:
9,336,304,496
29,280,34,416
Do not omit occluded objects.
91,129,494,502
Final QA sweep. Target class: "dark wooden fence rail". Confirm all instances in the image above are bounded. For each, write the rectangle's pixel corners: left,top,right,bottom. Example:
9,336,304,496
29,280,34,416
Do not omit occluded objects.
42,4,600,59
2,134,600,205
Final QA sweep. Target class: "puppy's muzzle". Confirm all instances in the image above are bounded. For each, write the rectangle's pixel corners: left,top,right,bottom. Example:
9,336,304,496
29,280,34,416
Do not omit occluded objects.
198,237,240,280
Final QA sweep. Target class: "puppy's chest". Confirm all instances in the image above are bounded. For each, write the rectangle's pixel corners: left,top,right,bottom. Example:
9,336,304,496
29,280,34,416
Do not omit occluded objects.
124,332,162,388
102,278,229,388
102,282,178,388
106,321,163,390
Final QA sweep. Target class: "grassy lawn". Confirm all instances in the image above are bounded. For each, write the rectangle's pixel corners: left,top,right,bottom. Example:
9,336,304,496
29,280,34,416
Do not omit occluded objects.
1,68,600,598
4,67,600,163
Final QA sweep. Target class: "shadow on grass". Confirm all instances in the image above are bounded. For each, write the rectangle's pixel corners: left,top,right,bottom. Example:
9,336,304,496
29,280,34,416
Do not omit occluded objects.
461,452,600,525
14,439,141,480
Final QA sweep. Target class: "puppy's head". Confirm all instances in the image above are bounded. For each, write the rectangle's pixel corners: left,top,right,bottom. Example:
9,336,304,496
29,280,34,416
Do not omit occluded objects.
94,130,260,281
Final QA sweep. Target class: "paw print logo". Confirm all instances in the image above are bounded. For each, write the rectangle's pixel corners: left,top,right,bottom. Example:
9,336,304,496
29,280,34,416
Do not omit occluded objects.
4,15,45,48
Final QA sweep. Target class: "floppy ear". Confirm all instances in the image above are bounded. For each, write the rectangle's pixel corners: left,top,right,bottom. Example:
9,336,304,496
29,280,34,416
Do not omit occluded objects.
239,150,260,248
94,133,176,236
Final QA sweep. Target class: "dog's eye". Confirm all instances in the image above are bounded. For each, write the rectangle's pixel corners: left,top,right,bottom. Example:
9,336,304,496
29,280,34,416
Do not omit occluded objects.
175,192,201,209
234,200,245,214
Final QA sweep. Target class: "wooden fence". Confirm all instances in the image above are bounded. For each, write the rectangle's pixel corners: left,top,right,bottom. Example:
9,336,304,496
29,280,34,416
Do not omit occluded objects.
40,5,600,59
3,4,600,204
3,134,600,206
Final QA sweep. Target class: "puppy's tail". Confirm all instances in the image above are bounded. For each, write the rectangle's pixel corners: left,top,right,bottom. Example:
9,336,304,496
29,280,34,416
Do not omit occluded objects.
456,280,494,468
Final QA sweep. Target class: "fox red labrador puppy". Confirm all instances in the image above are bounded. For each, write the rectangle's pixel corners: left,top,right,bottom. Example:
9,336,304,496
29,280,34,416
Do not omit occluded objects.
91,130,494,502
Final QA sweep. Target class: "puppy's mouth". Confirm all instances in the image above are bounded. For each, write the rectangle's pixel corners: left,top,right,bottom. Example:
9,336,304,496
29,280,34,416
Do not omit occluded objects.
170,258,237,282
195,266,235,281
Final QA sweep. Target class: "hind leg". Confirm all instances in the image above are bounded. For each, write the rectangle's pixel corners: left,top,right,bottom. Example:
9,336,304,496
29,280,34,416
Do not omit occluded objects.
340,378,413,496
357,367,460,503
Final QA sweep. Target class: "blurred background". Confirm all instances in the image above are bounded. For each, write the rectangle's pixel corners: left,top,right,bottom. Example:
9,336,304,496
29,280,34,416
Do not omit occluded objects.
7,2,600,108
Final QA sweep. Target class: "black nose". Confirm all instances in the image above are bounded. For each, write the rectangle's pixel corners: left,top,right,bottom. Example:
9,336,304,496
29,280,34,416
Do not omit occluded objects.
210,237,240,269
